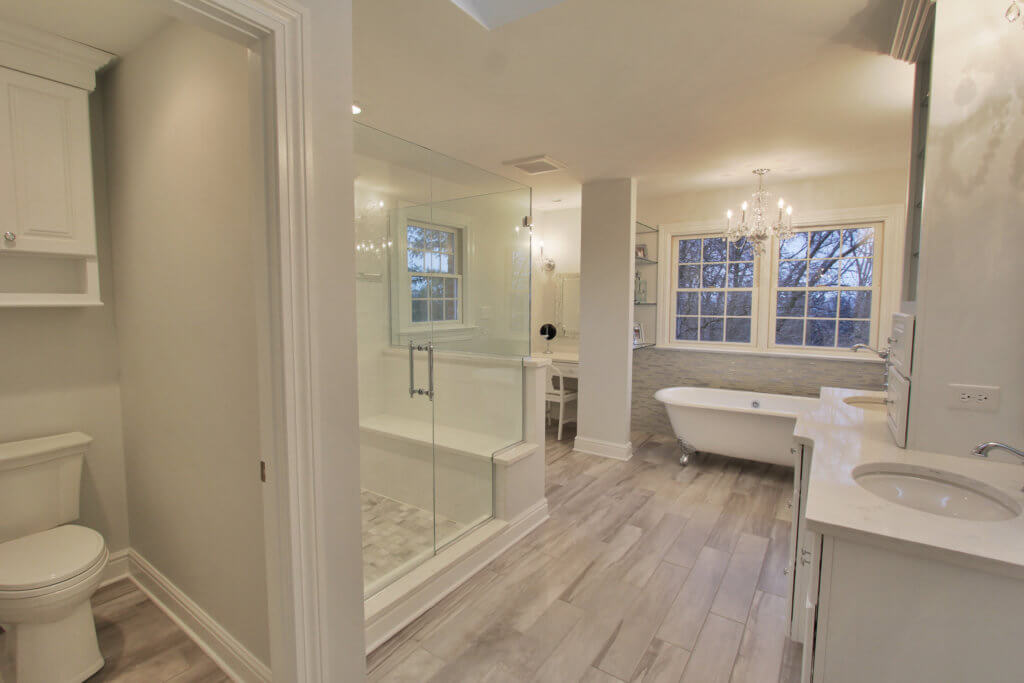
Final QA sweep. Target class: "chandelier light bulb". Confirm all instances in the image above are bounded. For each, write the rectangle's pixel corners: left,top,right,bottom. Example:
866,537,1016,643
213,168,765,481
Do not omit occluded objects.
778,198,785,209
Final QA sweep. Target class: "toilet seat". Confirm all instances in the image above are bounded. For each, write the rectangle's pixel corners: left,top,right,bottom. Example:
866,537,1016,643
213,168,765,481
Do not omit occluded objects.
0,525,106,593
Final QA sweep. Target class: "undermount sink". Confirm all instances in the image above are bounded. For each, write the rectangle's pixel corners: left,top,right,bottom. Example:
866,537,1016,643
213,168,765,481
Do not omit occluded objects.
853,462,1022,521
843,395,887,411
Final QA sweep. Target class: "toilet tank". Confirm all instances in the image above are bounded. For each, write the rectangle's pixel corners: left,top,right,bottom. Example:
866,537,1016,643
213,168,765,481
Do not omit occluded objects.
0,432,92,544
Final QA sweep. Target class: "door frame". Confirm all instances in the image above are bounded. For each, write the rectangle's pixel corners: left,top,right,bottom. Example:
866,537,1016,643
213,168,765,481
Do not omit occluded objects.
153,1,360,680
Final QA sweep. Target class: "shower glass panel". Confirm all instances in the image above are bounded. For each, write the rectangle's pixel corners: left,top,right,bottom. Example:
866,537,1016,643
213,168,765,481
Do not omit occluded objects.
354,122,530,597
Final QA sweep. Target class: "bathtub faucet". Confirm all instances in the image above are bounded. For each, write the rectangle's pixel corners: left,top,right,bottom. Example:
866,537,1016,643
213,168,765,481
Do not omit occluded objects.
850,343,890,361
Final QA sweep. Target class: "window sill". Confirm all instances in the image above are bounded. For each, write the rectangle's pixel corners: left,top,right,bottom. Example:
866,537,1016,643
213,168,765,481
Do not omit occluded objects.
652,343,886,364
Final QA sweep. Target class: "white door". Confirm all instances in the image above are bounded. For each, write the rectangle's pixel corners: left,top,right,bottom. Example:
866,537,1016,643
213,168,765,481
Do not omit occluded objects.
0,66,96,256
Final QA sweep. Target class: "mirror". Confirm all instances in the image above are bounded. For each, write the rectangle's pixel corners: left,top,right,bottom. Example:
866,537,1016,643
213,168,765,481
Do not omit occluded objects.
554,273,580,338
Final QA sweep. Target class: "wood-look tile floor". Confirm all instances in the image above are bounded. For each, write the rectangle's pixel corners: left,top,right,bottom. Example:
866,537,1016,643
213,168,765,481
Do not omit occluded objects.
81,580,228,682
366,426,803,683
0,578,229,682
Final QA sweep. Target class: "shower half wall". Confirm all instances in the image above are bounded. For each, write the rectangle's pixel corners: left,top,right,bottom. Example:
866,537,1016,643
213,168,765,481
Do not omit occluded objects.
354,123,549,650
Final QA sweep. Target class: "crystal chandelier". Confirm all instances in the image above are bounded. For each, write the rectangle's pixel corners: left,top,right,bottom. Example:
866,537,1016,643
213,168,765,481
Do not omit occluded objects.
1009,1,1023,25
725,169,794,252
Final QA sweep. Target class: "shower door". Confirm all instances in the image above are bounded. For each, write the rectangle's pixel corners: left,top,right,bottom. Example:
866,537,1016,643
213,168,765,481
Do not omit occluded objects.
355,121,531,597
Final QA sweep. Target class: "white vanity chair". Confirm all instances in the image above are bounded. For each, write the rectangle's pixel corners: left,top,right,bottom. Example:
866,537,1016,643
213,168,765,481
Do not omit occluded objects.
0,433,108,683
545,364,578,440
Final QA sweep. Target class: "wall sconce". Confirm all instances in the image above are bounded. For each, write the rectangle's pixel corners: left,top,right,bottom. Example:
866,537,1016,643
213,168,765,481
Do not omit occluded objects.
537,240,556,272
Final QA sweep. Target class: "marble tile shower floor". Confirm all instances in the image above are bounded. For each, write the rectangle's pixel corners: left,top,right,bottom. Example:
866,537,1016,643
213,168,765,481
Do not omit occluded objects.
362,490,465,594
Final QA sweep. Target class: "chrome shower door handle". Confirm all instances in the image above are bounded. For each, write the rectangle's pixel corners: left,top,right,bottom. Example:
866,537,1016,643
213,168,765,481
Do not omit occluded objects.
427,343,435,400
409,341,416,398
408,342,434,400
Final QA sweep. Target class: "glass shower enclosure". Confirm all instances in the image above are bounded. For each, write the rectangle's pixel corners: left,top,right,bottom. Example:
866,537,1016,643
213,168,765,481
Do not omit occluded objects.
354,123,531,597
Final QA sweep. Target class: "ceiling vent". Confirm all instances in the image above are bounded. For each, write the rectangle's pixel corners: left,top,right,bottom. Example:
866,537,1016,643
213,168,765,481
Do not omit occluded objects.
503,154,567,175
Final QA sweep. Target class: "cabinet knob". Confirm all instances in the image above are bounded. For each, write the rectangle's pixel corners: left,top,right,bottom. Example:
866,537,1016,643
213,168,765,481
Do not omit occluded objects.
2,231,15,243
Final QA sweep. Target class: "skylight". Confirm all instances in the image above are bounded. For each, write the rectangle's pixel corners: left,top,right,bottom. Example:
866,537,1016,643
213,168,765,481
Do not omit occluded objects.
449,0,568,30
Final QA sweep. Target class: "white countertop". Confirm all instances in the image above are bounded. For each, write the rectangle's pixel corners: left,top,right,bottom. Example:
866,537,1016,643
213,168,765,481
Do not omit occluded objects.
531,350,579,363
796,387,1024,579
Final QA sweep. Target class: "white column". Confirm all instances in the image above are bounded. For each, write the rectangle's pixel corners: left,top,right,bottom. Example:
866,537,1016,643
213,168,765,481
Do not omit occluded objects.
574,178,636,460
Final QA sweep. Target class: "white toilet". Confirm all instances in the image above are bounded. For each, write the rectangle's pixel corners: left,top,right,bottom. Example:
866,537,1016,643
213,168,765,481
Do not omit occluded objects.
0,433,108,683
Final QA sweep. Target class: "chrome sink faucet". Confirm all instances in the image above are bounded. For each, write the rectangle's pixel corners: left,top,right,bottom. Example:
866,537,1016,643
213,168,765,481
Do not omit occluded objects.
972,442,1024,459
972,442,1024,491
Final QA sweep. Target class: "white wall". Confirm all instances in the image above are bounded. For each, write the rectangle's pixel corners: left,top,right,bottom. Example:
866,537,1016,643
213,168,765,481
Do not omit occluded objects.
102,21,269,663
302,0,367,675
906,3,1024,459
0,92,130,551
575,179,636,459
531,207,581,353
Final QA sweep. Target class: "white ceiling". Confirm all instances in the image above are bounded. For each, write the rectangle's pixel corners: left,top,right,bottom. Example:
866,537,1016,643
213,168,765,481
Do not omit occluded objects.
354,0,914,210
0,0,170,56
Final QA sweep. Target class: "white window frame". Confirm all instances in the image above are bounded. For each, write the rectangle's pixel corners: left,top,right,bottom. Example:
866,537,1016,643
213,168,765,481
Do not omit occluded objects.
391,211,476,341
657,204,905,360
669,232,759,349
402,220,464,327
767,222,883,352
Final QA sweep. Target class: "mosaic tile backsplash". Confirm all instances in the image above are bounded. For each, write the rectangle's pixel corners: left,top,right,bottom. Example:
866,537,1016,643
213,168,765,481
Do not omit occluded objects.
631,347,885,437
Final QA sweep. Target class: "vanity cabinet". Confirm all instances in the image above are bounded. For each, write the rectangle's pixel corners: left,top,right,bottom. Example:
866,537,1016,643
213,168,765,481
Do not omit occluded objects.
787,442,816,644
0,22,111,305
799,534,1024,682
792,439,1024,681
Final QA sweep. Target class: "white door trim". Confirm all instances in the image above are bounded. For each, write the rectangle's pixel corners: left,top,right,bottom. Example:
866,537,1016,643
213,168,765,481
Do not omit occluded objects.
151,1,351,681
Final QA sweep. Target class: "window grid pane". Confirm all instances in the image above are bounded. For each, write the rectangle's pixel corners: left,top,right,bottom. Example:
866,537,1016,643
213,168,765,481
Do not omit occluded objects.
774,226,875,348
675,235,754,345
407,224,461,324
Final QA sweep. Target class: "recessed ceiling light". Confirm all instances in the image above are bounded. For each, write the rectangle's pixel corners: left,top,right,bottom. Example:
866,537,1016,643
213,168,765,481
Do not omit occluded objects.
352,103,362,115
552,198,562,203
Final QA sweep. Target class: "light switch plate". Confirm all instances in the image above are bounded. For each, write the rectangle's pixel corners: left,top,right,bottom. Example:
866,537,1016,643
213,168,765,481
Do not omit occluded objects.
948,384,1001,412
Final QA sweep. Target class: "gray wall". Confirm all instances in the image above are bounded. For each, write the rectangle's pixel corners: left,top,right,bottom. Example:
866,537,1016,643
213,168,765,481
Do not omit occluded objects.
0,92,130,551
631,348,885,436
103,21,269,663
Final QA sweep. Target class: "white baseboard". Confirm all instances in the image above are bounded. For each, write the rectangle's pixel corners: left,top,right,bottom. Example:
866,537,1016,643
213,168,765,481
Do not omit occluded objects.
364,498,549,654
126,549,271,682
99,548,131,587
573,435,633,460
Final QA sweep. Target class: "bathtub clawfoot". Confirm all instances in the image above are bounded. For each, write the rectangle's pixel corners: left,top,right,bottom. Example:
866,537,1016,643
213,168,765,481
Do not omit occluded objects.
677,437,695,466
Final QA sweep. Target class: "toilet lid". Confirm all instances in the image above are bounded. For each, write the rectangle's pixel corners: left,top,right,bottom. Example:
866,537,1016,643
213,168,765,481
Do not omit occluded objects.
0,525,106,590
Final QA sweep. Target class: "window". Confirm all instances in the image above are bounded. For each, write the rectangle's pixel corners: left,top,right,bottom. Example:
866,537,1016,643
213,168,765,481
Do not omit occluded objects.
673,235,755,344
406,223,462,324
666,219,887,355
773,225,879,348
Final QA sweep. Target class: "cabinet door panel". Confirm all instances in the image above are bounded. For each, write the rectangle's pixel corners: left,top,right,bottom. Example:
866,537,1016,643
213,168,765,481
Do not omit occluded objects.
0,66,95,255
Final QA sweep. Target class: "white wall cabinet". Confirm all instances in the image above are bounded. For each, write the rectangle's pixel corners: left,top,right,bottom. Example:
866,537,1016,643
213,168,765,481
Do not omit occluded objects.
0,21,111,306
0,67,96,256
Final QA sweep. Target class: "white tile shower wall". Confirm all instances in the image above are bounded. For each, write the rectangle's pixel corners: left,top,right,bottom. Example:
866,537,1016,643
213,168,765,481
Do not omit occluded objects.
631,348,885,436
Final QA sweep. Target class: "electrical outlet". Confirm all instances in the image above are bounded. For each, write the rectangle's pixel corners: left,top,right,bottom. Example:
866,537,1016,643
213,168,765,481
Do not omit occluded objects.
949,384,1001,412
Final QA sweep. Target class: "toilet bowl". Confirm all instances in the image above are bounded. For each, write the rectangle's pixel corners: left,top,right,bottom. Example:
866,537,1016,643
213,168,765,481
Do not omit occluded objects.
0,525,109,683
0,433,107,683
